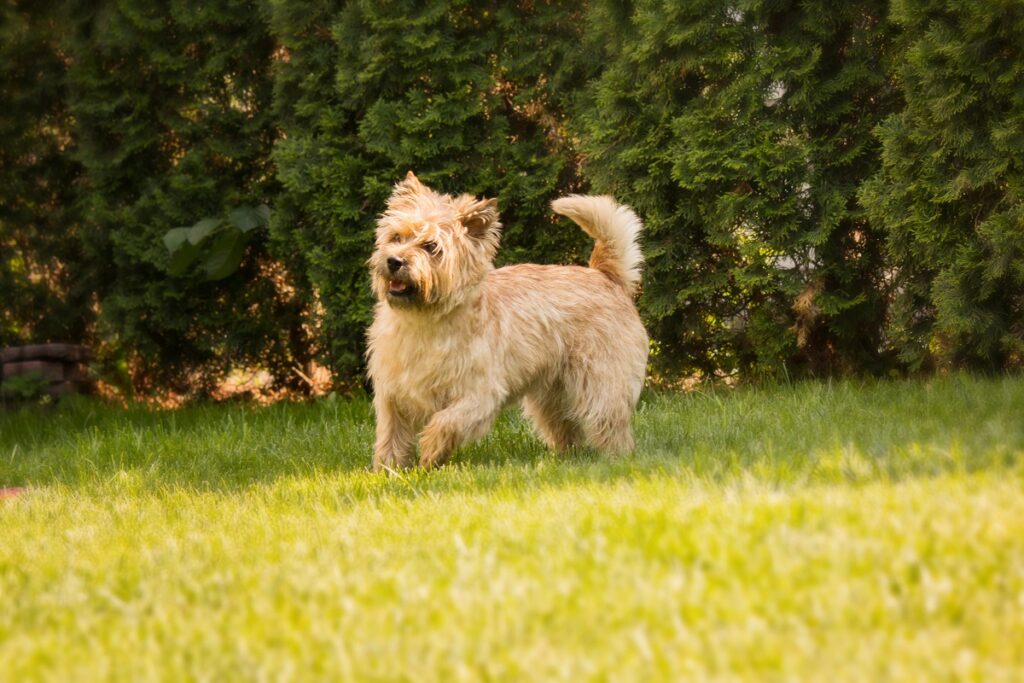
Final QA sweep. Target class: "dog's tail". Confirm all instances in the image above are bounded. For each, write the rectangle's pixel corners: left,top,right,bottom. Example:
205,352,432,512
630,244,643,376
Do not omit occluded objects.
551,195,644,294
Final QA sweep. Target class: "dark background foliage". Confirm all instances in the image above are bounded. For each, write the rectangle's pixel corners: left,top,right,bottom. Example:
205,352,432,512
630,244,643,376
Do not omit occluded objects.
2,0,1021,396
579,0,900,378
269,0,589,377
19,0,312,394
861,0,1024,371
1,1,91,348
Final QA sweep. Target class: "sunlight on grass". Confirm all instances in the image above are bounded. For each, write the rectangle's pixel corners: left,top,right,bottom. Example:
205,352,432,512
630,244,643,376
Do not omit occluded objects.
1,376,1023,680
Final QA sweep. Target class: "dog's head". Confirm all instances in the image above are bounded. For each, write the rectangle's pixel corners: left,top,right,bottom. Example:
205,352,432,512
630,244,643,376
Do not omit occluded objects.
369,172,501,311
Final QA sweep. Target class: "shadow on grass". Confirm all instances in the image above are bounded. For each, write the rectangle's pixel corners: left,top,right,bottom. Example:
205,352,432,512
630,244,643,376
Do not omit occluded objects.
1,375,1022,498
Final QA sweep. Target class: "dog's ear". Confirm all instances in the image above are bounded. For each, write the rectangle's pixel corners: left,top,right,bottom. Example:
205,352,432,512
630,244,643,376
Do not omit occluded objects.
456,195,500,241
388,171,427,206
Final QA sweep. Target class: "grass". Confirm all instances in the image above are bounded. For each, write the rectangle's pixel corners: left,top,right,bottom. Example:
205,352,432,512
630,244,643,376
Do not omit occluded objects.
1,375,1023,681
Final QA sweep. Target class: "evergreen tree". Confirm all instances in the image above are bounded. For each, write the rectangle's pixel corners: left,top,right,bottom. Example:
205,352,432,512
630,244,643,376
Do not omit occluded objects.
66,0,309,393
270,0,587,378
861,0,1024,370
6,0,1020,391
0,1,90,347
580,0,897,377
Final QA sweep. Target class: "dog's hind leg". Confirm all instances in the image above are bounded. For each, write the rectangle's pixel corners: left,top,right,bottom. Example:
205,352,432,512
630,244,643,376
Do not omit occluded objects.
522,387,581,452
563,362,641,456
580,410,635,454
573,387,635,454
419,395,504,469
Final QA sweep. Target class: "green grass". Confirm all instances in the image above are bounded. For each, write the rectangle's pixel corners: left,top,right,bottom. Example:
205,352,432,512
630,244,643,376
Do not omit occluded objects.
1,376,1023,681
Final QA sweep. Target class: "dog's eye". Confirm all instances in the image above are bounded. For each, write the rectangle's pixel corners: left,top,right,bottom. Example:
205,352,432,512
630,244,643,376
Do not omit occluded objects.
390,234,402,243
421,241,438,254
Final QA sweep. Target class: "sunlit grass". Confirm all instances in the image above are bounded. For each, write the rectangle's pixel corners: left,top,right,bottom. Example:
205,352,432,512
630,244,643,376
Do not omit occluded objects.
1,375,1023,681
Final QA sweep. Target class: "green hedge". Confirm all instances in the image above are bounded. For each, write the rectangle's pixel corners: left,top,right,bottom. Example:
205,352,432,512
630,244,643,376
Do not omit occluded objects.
2,0,1022,393
0,1,91,348
578,0,899,378
269,0,588,377
861,0,1024,370
64,0,310,393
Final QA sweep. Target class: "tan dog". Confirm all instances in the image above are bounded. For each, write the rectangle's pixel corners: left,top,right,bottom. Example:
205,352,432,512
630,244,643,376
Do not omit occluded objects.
367,172,648,470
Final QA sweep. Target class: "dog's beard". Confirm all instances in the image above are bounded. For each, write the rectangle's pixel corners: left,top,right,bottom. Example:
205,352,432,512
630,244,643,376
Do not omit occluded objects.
384,276,419,305
372,262,430,308
387,279,413,296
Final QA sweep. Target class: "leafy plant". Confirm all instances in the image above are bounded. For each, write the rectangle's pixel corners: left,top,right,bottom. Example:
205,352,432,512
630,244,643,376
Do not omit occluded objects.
0,371,49,402
163,205,270,281
861,0,1024,370
578,0,897,378
269,0,587,378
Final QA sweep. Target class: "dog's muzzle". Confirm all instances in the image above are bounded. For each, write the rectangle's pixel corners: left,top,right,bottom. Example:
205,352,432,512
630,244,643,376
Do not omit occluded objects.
376,255,419,303
388,280,414,296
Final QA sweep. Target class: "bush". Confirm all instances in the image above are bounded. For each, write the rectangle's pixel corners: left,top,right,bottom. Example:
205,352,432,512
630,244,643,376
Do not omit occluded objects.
0,1,92,348
65,0,311,393
861,0,1024,370
578,0,899,378
270,0,589,378
4,0,1023,391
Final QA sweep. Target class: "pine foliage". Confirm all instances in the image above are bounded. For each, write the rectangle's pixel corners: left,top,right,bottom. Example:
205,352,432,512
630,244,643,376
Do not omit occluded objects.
2,0,1022,391
0,1,90,347
580,0,898,378
65,0,308,392
269,0,586,377
861,0,1024,370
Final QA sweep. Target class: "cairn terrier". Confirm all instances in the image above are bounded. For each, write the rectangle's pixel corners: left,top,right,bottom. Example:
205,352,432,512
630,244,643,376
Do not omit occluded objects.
367,172,648,470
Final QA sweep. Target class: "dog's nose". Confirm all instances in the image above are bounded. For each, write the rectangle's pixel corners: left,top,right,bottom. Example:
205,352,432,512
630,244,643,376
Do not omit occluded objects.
387,256,404,273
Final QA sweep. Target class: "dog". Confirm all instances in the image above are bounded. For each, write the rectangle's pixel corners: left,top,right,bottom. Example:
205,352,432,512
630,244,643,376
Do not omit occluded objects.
366,172,648,470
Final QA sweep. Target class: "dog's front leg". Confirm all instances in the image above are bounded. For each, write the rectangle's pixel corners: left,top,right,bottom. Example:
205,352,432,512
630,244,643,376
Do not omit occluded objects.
373,394,417,472
419,396,502,469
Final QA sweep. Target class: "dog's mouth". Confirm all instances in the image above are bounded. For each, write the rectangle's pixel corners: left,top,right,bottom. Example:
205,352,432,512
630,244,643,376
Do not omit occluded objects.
387,279,417,299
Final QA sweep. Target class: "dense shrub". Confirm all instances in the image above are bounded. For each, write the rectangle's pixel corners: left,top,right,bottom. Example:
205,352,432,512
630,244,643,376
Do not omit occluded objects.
861,0,1024,370
579,0,899,378
65,0,310,393
2,0,1022,391
0,1,91,348
270,0,588,378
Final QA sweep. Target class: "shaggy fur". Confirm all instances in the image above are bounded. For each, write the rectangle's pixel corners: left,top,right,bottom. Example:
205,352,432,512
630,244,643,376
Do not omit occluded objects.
367,172,649,470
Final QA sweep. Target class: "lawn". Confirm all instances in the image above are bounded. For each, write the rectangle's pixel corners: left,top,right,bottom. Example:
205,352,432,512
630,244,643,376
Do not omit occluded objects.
1,376,1023,681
